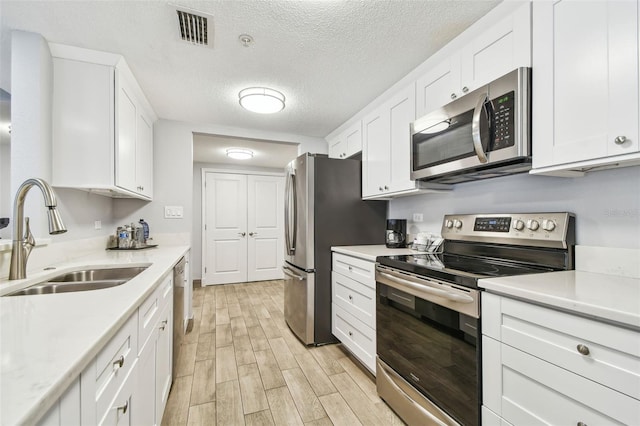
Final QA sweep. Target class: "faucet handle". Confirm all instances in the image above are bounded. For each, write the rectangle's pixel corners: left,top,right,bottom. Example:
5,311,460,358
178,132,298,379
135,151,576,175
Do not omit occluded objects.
24,217,36,257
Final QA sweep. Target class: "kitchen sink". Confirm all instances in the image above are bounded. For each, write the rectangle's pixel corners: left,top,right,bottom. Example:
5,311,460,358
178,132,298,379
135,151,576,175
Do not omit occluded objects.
5,266,148,296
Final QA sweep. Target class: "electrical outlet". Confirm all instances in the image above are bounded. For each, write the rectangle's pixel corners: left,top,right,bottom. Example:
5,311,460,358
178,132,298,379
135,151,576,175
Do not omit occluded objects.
413,213,424,222
94,220,102,230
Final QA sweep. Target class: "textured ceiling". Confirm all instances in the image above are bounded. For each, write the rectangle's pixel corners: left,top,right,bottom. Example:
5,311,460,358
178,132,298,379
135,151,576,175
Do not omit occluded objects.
0,0,500,139
193,134,299,168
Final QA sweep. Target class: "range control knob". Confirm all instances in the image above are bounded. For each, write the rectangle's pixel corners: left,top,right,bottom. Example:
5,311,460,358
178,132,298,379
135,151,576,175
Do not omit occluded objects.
526,219,540,231
542,219,556,232
453,219,463,229
512,219,525,231
445,220,454,229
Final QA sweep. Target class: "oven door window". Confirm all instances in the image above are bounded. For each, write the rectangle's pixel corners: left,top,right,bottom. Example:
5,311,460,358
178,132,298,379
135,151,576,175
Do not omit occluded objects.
377,283,479,426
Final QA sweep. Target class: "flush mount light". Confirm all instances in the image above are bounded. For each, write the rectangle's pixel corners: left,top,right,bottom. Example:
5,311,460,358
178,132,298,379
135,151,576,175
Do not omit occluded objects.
226,148,254,160
238,87,285,114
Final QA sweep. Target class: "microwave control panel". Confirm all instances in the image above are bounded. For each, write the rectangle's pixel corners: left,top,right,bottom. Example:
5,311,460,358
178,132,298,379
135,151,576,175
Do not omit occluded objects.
492,91,515,150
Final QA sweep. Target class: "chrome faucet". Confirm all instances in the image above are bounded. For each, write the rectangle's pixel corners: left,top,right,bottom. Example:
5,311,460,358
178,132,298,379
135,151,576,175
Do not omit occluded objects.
9,178,67,280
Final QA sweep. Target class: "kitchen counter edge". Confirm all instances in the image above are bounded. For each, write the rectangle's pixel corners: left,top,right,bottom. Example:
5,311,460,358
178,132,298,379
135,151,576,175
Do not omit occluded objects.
331,245,415,262
479,270,640,330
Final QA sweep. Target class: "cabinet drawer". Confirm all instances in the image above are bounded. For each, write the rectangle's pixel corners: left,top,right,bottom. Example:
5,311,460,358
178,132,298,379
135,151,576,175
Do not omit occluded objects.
496,341,640,426
332,253,375,287
98,360,137,426
484,294,640,399
331,302,375,374
138,274,172,353
332,272,375,329
90,313,137,424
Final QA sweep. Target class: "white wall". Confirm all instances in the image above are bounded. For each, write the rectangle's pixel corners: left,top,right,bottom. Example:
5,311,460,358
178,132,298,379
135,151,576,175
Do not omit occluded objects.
389,166,640,249
191,162,284,280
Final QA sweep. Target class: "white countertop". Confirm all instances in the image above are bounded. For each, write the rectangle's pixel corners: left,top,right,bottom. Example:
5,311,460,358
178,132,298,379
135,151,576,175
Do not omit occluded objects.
0,244,189,426
480,270,640,330
331,244,415,262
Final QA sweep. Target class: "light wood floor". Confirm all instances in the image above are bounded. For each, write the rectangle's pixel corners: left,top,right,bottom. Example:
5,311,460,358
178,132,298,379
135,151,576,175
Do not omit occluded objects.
161,280,404,426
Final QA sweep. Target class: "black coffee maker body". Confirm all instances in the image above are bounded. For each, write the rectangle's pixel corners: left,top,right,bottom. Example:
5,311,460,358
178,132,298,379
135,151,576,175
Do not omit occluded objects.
385,219,407,248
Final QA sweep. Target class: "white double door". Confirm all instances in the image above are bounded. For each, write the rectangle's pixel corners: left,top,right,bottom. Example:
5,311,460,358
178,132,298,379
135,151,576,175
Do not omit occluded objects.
204,172,285,285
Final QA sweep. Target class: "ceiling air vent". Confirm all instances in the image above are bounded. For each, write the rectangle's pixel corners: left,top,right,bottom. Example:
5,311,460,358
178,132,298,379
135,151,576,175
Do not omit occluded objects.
176,8,212,47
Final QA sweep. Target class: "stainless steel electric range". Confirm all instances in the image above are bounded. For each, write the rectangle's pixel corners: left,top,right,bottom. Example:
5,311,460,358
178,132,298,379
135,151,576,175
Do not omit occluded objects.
375,212,576,426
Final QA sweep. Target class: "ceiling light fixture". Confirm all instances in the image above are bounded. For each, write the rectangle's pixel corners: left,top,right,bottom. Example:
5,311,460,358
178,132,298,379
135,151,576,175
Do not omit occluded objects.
226,148,254,160
238,87,285,114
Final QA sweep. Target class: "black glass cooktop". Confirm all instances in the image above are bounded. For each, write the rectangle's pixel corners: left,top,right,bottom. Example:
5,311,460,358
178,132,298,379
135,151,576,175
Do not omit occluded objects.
377,253,556,289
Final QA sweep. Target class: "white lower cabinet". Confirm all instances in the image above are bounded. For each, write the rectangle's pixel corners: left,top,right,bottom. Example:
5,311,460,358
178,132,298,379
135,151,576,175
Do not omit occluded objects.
37,378,81,426
331,252,377,374
482,293,640,426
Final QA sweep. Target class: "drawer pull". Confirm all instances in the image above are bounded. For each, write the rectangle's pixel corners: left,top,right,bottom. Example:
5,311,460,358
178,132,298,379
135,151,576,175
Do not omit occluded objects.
576,344,590,356
348,331,353,337
348,266,353,271
159,319,168,331
113,355,125,369
348,295,353,301
577,422,587,426
116,400,129,415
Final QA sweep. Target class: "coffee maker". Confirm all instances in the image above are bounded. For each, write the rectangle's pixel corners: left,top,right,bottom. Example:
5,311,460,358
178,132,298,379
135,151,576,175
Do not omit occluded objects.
385,219,407,248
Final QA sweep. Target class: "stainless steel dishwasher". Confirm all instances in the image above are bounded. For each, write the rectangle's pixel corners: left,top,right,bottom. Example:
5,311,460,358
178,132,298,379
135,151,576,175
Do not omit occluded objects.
172,256,186,380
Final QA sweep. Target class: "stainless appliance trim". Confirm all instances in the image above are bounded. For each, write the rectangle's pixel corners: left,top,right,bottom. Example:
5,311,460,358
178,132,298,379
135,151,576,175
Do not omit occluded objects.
410,67,531,182
377,357,460,426
471,92,490,163
283,264,315,344
282,265,304,281
376,265,479,318
284,169,297,255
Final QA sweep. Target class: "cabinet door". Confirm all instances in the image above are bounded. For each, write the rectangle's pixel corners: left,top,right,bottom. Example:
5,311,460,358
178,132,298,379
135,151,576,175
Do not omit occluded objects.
460,2,531,92
415,55,461,118
136,111,153,198
133,329,157,426
155,303,173,425
98,363,137,426
362,106,390,197
388,84,416,193
533,0,639,168
328,135,346,159
344,121,363,157
115,71,138,194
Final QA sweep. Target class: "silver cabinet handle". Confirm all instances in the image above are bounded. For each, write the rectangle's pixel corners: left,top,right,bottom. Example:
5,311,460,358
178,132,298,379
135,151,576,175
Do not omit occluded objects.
113,355,124,369
384,185,389,190
249,232,258,237
348,331,353,337
471,92,490,164
577,422,587,426
378,186,383,191
614,136,627,145
238,232,246,237
348,294,353,301
462,86,469,93
116,400,129,415
450,93,457,100
576,344,590,356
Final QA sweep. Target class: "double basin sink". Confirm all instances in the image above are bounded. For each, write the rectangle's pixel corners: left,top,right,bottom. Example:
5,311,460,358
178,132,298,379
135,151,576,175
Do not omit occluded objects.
5,266,148,296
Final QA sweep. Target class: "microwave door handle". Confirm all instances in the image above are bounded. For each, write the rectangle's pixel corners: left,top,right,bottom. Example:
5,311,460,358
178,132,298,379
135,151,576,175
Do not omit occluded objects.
471,93,489,164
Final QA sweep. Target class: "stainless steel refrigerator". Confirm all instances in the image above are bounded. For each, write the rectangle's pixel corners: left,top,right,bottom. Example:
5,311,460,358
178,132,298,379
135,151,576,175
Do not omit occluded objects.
283,153,387,345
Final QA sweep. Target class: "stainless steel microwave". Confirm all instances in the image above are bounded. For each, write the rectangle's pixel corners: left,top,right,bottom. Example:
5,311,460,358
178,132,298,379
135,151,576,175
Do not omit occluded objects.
410,67,531,184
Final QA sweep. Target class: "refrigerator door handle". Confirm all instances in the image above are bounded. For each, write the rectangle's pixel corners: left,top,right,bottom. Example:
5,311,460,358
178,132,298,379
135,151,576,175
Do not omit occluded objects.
282,265,305,281
285,172,297,255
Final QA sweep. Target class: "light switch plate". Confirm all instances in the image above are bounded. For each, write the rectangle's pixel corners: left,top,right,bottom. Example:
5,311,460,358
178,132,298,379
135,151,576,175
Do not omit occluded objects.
164,205,184,219
413,213,423,222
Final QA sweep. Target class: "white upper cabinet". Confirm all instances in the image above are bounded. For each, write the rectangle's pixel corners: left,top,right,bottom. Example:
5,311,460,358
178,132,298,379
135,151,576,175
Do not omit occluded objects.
327,121,362,159
363,83,447,199
531,0,640,176
51,44,156,200
416,2,531,118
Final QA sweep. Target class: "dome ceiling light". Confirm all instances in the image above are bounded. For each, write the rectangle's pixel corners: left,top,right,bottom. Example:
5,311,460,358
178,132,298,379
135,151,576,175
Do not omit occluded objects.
238,87,285,114
226,148,254,160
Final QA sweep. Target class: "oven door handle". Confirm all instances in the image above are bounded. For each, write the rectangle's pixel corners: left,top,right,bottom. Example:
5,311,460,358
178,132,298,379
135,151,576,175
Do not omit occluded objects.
378,271,474,304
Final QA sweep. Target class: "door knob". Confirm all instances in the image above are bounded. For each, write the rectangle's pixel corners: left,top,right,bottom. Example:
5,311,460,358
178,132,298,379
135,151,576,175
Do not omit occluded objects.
249,232,258,237
238,232,246,237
